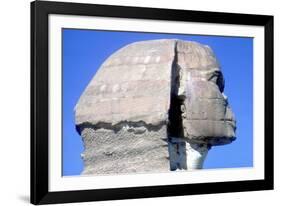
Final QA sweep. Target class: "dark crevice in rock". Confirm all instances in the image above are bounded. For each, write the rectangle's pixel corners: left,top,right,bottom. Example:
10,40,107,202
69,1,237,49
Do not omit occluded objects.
167,40,184,138
167,41,187,171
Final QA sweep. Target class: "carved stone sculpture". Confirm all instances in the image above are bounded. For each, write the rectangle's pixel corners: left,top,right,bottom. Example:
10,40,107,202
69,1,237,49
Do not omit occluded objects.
75,39,236,175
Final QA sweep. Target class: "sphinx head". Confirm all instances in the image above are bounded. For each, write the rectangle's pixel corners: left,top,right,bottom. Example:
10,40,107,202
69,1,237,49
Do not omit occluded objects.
75,39,237,173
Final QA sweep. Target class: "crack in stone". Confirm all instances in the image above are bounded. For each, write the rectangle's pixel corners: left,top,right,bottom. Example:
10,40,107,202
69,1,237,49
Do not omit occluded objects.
167,40,185,139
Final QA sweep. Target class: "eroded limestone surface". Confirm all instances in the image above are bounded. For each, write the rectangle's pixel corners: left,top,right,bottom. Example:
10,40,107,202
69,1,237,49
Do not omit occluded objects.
80,125,169,175
75,39,236,175
75,39,175,126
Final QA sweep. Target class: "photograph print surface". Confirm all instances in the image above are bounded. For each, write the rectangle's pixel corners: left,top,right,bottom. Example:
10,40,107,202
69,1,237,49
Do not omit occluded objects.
62,29,253,176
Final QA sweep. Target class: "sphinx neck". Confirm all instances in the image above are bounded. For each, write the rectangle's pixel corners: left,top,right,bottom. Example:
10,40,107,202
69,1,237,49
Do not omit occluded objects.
185,141,209,170
168,137,209,170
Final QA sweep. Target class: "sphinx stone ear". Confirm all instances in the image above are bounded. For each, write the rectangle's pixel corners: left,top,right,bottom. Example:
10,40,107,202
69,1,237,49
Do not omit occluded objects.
181,104,186,118
180,104,185,113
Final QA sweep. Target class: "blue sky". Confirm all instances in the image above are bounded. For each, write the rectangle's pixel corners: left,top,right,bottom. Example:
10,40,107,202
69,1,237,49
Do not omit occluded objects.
63,29,253,176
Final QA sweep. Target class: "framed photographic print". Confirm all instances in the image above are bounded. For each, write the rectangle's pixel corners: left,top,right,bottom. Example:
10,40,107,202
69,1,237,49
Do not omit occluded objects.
31,0,274,204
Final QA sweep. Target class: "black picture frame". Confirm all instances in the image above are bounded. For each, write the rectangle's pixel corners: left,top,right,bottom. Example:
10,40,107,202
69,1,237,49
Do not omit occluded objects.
31,0,274,204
